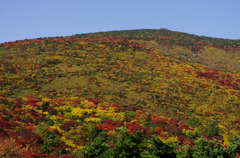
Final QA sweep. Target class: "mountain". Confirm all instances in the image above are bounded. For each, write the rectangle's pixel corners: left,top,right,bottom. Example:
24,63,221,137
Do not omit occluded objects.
1,29,240,157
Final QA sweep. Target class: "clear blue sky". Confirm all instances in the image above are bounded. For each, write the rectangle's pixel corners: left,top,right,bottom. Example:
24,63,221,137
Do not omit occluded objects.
1,0,240,44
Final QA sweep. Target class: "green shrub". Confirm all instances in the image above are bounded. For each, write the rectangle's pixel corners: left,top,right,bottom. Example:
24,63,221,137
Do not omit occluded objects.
186,116,201,128
176,137,240,158
150,136,176,158
124,111,137,118
34,125,61,148
82,131,109,158
110,129,149,158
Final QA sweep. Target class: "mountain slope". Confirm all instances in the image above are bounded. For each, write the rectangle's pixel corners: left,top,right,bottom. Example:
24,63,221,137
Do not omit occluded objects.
77,29,240,72
1,29,240,157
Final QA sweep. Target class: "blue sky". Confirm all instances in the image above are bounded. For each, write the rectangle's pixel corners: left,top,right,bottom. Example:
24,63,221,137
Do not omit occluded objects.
0,0,240,44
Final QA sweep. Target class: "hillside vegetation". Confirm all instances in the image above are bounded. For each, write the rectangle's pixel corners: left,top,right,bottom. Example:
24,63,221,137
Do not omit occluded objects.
1,29,240,157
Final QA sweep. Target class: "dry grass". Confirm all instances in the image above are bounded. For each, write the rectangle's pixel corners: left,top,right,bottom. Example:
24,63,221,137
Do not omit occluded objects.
145,40,240,73
198,47,240,73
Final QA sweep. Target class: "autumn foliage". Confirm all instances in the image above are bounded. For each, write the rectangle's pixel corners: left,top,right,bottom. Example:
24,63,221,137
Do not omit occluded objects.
1,29,240,157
